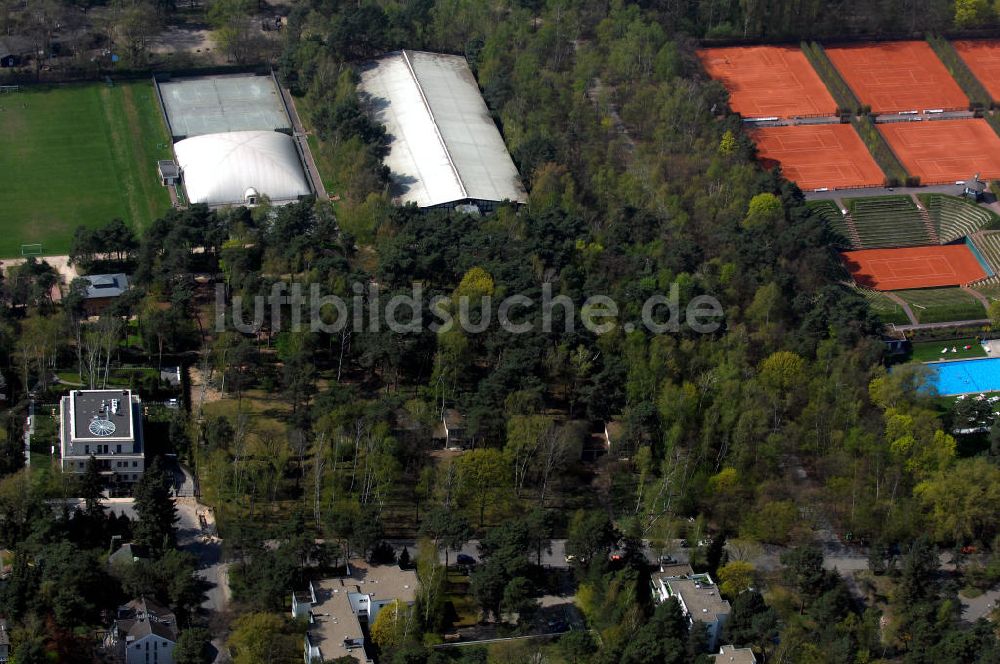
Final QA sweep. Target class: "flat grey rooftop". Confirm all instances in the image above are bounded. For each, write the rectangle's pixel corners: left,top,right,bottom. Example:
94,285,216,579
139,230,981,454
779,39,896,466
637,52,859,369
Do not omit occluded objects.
668,577,731,620
158,74,290,139
70,389,134,441
308,578,366,662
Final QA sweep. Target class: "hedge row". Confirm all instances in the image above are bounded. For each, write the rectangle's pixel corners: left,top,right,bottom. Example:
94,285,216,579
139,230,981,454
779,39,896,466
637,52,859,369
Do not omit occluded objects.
926,35,992,110
851,116,912,187
801,41,863,116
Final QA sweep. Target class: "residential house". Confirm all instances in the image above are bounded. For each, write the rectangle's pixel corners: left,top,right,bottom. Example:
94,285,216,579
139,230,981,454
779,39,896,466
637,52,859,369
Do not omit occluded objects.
60,389,145,489
111,597,178,664
650,562,696,603
109,541,150,568
433,409,465,449
80,273,129,316
603,419,649,458
0,36,32,67
656,572,731,652
291,559,418,664
710,644,757,664
603,420,623,455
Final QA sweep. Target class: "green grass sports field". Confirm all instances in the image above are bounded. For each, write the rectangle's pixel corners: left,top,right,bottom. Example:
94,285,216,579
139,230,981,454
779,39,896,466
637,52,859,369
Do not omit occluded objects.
0,81,171,257
895,287,987,324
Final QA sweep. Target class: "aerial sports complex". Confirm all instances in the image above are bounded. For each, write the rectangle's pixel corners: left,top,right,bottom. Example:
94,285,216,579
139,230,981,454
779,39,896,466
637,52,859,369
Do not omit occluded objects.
154,73,312,207
0,48,528,260
700,39,1000,325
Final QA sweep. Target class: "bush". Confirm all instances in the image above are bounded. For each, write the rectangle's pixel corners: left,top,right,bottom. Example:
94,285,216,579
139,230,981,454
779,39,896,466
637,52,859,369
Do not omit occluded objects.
851,116,909,186
742,500,799,544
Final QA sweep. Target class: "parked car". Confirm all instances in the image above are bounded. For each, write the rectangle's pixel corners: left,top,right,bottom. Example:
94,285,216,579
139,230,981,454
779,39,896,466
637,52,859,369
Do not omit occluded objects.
456,553,477,566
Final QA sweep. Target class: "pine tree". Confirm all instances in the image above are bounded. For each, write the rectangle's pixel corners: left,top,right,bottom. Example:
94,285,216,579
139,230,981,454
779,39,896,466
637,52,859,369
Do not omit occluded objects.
80,454,106,519
133,457,177,554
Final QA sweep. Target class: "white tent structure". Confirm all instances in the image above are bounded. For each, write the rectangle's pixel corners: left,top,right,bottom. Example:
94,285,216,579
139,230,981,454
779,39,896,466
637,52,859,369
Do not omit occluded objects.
174,130,311,206
358,50,527,210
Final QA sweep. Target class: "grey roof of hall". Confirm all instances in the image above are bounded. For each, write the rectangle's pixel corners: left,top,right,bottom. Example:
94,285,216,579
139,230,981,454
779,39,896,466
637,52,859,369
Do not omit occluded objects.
357,50,527,208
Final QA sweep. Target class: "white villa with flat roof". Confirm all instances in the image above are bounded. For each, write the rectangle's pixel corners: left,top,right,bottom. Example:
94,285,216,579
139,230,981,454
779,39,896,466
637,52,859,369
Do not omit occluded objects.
291,560,417,663
654,571,731,652
60,389,145,488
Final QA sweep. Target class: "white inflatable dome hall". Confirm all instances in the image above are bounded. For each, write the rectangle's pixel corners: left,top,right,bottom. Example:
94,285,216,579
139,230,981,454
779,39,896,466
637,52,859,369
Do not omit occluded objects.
174,130,311,206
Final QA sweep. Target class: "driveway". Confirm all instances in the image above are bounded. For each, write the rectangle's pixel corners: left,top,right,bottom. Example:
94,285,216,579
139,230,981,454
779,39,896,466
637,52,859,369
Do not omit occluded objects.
962,588,1000,622
176,497,230,613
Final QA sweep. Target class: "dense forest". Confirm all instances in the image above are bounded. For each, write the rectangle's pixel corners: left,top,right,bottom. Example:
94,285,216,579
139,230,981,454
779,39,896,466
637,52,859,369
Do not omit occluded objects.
0,0,999,663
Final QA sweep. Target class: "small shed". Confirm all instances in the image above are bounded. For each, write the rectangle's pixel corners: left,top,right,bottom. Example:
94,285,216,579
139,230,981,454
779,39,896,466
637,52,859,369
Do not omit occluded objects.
0,36,32,68
963,173,986,201
157,160,180,186
432,409,465,449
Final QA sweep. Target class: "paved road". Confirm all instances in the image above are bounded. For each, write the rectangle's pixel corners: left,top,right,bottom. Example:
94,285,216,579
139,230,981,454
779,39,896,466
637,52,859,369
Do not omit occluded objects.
86,496,229,615
889,318,990,332
962,588,1000,622
386,538,684,569
175,498,229,613
805,182,967,201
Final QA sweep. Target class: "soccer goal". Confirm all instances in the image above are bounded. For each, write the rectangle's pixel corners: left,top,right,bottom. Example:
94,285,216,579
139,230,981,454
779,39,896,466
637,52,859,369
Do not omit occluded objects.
20,244,42,257
0,85,20,94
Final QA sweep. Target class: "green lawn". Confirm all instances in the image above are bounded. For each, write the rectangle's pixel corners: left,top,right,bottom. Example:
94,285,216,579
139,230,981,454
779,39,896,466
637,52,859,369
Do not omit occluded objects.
0,81,172,257
910,337,987,362
895,288,987,324
855,287,911,325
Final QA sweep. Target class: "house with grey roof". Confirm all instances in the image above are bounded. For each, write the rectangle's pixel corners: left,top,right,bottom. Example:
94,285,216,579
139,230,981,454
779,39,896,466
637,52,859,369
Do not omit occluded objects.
656,572,731,652
292,559,418,664
711,644,757,664
0,36,32,67
109,542,150,568
80,273,129,315
111,597,178,664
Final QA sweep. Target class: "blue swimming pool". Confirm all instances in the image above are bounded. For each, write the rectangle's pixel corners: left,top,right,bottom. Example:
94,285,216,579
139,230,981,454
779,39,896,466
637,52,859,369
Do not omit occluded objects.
928,358,1000,395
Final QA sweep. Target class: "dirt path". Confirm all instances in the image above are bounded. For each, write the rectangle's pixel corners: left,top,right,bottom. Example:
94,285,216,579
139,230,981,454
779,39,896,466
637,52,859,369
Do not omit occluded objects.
883,291,919,325
189,363,223,415
1,255,77,282
587,77,636,155
961,285,990,310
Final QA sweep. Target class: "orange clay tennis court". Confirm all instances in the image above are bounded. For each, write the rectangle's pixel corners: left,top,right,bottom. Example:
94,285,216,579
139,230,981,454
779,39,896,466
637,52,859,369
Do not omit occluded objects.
826,41,969,114
841,245,986,290
878,119,1000,185
697,46,838,118
953,40,1000,102
750,124,885,190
